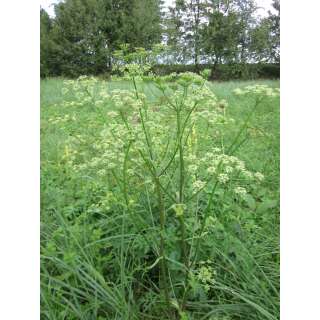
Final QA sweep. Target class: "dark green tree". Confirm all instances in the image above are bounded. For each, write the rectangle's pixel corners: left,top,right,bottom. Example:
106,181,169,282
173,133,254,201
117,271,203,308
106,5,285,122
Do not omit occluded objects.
201,9,240,65
125,0,164,49
50,0,112,76
250,18,273,62
164,0,187,63
249,0,280,63
268,0,280,62
40,0,279,77
176,0,211,67
200,1,255,64
40,8,54,77
40,0,163,77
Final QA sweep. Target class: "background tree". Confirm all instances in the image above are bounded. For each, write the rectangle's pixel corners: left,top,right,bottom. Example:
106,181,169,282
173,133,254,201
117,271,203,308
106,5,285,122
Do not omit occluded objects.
125,0,164,49
249,0,280,63
176,0,211,68
40,0,163,77
268,0,280,62
40,8,55,77
40,0,280,77
233,0,257,63
201,7,240,66
250,18,273,62
201,1,257,65
164,0,186,63
47,0,107,76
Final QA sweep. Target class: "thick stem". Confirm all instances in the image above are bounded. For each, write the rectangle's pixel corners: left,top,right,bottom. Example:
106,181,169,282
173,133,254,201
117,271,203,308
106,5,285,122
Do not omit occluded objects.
176,107,190,311
120,142,131,300
155,179,170,306
182,96,263,304
177,110,184,203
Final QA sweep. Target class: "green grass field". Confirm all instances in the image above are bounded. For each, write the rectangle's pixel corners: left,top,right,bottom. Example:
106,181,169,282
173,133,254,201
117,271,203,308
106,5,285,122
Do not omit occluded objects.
41,77,279,320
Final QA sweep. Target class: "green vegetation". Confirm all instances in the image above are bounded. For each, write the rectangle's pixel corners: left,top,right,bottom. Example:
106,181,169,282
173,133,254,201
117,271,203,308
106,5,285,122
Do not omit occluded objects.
41,65,279,318
40,0,280,316
40,0,280,78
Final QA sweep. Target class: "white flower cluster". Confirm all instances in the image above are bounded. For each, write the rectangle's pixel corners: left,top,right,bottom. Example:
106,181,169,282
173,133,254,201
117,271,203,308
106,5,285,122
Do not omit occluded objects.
185,148,264,197
61,76,110,108
61,145,78,165
184,86,232,127
118,63,152,78
218,173,229,184
233,85,280,97
195,262,217,292
234,186,247,196
55,69,268,210
110,89,145,111
254,172,265,182
192,180,206,192
48,114,76,124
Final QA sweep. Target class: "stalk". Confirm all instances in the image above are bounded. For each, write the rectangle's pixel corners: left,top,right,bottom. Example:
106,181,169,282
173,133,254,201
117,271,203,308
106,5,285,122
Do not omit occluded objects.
192,96,262,265
120,142,132,301
131,75,170,307
176,98,190,311
155,178,170,306
182,96,263,304
177,109,185,203
177,109,188,266
132,75,154,161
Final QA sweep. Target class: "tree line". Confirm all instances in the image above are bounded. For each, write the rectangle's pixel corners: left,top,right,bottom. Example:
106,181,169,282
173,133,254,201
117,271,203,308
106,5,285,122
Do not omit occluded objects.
40,0,280,78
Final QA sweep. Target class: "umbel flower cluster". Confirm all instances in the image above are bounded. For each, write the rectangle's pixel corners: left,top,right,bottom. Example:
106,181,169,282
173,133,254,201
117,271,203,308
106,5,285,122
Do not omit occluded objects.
52,48,279,306
233,84,280,97
66,74,266,202
61,75,113,109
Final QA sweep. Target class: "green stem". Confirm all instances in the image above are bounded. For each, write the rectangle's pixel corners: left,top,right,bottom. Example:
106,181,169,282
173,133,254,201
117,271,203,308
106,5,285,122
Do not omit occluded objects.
227,97,262,154
177,110,184,203
155,178,170,306
132,76,139,99
190,99,260,266
130,77,171,306
182,96,262,303
159,100,200,177
120,142,132,297
176,103,190,311
138,108,154,160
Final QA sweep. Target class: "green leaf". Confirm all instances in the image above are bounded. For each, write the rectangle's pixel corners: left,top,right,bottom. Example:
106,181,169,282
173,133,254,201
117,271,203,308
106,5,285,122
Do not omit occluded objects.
257,199,278,213
243,194,256,210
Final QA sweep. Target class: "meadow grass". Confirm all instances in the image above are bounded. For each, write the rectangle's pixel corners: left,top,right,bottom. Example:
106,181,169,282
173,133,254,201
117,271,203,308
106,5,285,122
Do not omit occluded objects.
41,77,279,320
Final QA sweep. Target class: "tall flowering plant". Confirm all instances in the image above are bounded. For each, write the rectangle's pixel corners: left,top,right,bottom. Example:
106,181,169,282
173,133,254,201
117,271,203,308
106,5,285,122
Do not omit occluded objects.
59,46,279,315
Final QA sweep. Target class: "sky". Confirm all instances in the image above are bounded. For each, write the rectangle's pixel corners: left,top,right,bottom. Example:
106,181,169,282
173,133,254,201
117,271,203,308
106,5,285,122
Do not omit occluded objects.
40,0,275,18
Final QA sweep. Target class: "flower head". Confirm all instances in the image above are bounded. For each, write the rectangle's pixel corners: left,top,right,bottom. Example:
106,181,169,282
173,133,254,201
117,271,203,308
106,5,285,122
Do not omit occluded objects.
218,173,229,184
234,186,247,196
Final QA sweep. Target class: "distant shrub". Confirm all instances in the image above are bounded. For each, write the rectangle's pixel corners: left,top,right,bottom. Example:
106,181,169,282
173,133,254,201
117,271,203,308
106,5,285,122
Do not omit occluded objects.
151,63,280,81
258,64,280,78
41,60,279,81
151,64,211,76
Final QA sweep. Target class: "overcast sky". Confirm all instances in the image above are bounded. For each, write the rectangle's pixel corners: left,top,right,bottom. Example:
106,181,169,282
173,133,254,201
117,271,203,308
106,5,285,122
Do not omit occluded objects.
40,0,275,18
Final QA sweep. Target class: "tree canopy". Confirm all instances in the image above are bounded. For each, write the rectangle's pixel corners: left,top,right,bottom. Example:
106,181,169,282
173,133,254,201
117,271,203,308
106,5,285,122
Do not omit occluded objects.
40,0,280,77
